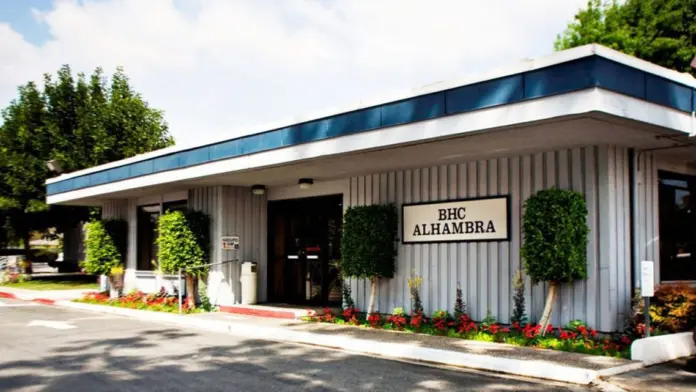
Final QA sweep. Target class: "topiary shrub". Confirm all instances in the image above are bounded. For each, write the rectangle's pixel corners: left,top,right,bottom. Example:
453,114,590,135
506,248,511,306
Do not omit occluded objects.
157,209,210,308
83,219,127,294
340,204,398,314
521,188,589,335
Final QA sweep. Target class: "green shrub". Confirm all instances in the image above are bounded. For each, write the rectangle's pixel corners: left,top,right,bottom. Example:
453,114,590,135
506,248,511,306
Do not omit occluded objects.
628,283,696,335
157,210,210,276
511,268,527,325
340,204,398,313
83,219,127,276
157,209,210,307
521,188,589,333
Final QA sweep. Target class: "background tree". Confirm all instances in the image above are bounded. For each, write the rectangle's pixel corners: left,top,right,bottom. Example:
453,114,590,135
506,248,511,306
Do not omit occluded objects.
157,210,211,308
0,65,173,252
521,188,589,335
555,0,696,76
340,204,398,315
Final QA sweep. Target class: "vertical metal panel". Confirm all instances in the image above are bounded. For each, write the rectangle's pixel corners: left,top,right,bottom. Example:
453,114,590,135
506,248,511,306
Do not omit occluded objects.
532,153,545,322
457,163,468,312
188,185,267,306
571,148,586,321
447,164,458,317
633,152,659,287
347,145,631,331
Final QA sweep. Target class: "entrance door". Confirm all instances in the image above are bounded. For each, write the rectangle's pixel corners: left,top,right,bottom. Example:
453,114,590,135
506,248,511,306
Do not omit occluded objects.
659,171,696,281
267,194,343,305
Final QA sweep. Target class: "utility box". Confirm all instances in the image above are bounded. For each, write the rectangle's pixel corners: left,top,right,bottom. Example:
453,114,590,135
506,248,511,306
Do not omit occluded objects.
240,261,258,305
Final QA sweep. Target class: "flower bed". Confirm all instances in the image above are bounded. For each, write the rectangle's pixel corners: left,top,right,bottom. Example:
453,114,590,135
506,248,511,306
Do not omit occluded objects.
74,289,203,314
306,308,633,358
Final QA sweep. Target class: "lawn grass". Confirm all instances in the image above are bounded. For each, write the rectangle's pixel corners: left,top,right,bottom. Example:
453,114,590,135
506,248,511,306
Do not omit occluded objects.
1,275,99,290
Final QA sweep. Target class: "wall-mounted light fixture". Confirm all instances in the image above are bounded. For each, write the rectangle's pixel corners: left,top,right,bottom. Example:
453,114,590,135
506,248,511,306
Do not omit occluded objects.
298,178,314,190
46,159,63,174
251,184,266,195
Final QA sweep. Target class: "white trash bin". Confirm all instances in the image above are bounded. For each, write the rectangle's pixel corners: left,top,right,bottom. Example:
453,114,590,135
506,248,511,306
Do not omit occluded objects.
240,261,258,305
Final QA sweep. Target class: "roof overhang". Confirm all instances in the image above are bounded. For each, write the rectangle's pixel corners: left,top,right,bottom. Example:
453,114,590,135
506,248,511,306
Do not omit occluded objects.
46,44,696,205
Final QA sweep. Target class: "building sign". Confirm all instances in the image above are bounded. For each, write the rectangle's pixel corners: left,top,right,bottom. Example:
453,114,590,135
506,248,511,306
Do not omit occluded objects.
221,236,240,250
640,260,654,297
402,196,510,244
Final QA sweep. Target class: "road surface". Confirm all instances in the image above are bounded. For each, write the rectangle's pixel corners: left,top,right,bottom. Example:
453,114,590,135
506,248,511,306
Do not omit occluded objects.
0,298,589,391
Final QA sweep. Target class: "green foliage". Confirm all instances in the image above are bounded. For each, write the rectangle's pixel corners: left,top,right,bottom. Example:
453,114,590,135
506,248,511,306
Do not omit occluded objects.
198,280,214,312
511,269,527,325
157,210,211,276
454,282,466,319
521,188,589,284
0,65,173,247
83,219,127,276
340,204,398,280
555,0,696,77
341,281,356,309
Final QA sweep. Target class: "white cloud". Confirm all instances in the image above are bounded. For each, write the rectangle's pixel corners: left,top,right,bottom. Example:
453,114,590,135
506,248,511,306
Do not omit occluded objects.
0,0,587,147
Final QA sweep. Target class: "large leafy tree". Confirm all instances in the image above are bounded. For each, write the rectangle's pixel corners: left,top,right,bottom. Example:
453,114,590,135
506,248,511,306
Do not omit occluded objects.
555,0,696,76
0,65,174,251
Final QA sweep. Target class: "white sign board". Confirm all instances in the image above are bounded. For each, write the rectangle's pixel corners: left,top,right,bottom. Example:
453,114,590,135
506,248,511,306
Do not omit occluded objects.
641,260,654,297
222,236,240,250
402,196,509,244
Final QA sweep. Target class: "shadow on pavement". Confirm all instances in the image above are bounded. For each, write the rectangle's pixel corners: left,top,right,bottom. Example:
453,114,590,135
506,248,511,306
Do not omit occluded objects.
0,326,585,392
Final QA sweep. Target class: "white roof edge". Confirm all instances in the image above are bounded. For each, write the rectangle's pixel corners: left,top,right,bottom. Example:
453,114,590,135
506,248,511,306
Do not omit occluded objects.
46,44,696,184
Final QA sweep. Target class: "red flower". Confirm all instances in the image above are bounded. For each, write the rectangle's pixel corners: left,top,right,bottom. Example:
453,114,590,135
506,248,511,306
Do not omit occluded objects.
546,324,554,333
367,313,382,328
559,331,570,340
620,336,631,345
590,329,597,337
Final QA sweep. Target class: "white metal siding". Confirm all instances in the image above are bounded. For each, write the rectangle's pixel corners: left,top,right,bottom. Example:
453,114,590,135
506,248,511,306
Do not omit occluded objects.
633,152,660,285
347,145,632,331
189,186,267,305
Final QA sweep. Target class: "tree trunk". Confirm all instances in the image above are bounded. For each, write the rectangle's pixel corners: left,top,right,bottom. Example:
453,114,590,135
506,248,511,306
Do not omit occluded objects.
22,232,32,274
185,274,196,308
367,277,378,314
539,282,558,336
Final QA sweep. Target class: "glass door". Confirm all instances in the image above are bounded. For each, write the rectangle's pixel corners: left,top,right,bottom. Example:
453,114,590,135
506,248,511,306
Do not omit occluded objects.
659,171,696,281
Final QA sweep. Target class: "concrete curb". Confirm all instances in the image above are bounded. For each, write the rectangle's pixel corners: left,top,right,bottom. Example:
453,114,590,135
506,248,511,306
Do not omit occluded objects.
0,290,55,305
52,300,642,385
631,332,696,366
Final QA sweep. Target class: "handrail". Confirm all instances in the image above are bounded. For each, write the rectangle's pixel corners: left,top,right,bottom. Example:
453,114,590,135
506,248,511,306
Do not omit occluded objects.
178,259,240,315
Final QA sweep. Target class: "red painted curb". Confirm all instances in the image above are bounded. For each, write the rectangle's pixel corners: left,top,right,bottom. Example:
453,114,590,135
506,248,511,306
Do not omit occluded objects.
32,298,56,305
0,291,18,300
219,305,297,319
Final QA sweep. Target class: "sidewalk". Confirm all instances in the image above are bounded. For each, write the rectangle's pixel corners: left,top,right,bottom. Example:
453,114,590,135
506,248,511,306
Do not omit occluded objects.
0,285,646,386
0,285,90,303
59,300,641,385
603,356,696,392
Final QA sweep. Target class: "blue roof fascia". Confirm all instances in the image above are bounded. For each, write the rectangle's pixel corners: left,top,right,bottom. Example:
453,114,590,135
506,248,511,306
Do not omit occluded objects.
47,55,696,196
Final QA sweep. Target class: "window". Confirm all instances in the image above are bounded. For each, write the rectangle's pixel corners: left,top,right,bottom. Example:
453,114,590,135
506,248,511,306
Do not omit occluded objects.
137,205,160,271
136,200,188,271
658,171,696,281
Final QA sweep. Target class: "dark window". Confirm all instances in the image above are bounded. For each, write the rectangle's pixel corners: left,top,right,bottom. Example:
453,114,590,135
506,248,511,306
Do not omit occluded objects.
137,205,160,271
163,200,188,213
659,171,696,281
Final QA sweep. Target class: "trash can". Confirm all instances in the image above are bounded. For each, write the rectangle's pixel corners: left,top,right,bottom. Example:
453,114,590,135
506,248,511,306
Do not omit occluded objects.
240,261,258,305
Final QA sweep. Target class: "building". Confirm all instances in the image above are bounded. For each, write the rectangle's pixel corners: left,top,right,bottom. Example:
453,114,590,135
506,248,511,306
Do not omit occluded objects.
47,44,696,332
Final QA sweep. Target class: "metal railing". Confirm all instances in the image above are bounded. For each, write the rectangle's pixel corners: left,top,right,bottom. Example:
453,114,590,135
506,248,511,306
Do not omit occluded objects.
178,259,240,315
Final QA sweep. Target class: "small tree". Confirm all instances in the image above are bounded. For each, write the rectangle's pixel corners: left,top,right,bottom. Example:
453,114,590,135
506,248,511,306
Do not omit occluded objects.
157,210,210,308
340,204,398,315
454,282,466,319
83,219,127,293
521,188,588,335
511,268,527,325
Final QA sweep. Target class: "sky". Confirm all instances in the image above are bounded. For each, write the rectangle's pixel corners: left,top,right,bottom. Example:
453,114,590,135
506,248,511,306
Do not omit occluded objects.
0,0,588,147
